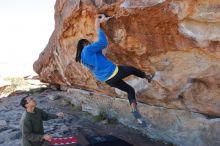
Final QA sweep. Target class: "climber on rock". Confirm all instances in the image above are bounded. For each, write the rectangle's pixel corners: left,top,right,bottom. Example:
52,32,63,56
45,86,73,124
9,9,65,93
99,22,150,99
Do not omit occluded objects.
75,14,154,126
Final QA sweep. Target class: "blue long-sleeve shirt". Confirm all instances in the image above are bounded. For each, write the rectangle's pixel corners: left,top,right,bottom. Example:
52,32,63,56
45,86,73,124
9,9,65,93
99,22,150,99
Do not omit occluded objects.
81,28,116,82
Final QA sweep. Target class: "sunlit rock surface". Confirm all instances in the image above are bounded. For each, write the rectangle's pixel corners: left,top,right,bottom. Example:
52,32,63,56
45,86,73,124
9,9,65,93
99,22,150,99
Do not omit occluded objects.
34,0,220,145
170,0,220,47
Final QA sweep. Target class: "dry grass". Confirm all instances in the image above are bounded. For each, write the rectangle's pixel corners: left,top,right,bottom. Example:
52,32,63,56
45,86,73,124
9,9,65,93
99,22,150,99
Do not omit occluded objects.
1,77,28,96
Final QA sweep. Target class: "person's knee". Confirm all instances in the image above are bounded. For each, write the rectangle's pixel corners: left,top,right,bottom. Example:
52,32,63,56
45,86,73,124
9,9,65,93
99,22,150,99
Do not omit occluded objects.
127,88,136,105
127,87,135,96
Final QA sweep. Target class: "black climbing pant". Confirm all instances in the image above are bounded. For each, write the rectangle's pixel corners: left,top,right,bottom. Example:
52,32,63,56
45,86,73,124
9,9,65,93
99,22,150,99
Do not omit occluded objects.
105,65,146,104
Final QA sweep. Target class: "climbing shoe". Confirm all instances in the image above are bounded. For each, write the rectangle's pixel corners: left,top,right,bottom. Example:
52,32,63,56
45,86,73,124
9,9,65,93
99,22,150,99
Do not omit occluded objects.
145,72,155,83
131,110,147,127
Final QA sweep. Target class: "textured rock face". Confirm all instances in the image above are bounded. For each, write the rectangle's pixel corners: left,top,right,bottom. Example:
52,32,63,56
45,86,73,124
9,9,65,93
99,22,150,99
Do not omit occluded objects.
65,88,220,146
34,0,220,145
171,0,220,47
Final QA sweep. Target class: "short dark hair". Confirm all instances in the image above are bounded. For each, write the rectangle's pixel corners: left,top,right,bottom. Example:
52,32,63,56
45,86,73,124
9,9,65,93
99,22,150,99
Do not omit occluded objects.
20,95,29,109
75,39,90,62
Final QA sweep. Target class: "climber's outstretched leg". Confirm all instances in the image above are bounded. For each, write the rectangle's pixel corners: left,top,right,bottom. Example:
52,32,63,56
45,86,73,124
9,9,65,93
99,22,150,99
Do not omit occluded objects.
106,65,154,109
114,65,154,83
106,78,146,127
105,65,153,127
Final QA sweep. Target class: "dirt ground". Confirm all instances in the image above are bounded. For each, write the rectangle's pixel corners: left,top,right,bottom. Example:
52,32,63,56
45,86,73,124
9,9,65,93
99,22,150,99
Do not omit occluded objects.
0,87,174,146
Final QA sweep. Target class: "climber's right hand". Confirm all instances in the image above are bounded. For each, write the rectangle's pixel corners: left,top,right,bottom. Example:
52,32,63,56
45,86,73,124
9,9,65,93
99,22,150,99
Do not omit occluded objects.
96,14,111,23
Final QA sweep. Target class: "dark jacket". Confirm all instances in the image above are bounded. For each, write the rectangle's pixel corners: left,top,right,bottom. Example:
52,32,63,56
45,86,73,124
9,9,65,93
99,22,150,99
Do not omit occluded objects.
20,107,58,146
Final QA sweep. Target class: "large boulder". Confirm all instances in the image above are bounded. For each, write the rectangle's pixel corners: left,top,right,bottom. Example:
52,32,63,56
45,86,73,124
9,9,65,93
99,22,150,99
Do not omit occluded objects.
34,0,220,145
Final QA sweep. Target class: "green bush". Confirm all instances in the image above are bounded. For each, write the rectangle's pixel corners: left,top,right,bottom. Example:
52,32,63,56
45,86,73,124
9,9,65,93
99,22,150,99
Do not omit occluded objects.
93,112,108,122
93,111,118,125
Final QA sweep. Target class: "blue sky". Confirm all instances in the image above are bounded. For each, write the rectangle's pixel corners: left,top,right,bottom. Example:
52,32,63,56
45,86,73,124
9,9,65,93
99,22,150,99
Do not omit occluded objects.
0,0,56,65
